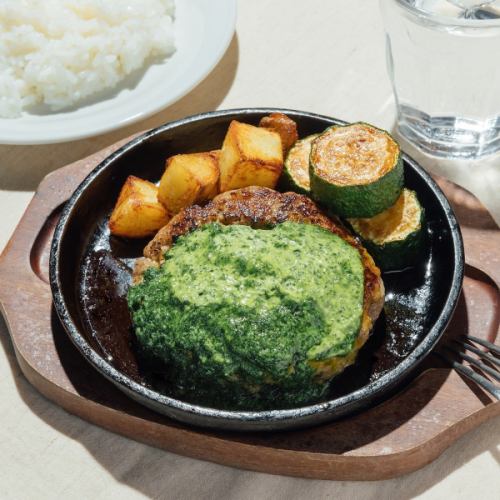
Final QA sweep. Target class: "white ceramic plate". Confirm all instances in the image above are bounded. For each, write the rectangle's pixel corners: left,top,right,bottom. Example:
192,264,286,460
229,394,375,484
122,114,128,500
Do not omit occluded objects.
0,0,237,145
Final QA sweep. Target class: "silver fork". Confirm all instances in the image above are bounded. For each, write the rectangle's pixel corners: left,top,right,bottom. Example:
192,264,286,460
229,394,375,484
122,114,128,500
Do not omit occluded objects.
437,334,500,400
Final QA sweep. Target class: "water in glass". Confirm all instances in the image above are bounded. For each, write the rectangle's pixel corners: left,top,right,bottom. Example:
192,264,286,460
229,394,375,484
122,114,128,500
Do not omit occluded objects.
381,0,500,158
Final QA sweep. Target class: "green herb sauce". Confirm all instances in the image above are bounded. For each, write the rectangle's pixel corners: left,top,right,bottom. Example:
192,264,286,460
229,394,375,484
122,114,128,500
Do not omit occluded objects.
128,222,364,410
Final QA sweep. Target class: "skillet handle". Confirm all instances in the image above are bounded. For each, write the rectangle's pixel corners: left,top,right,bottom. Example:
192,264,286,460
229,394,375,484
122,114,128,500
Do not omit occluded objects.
461,227,500,290
433,177,500,289
0,133,142,300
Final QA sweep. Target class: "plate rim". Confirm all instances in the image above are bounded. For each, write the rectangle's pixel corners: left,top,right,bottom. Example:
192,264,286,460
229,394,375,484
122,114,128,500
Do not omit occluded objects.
0,0,237,145
49,108,465,430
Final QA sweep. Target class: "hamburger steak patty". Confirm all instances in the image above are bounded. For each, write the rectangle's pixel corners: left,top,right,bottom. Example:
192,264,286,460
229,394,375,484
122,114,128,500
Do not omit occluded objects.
134,186,385,380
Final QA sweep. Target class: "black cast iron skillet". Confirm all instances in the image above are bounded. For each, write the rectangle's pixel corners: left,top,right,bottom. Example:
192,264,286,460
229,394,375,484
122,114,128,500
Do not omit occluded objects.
50,108,464,431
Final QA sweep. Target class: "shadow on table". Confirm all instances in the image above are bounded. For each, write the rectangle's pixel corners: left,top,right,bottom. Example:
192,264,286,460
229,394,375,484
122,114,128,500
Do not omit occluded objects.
0,34,240,192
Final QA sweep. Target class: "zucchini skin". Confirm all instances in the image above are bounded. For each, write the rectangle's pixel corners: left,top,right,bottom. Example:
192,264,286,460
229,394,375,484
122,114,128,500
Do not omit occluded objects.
279,134,318,195
278,173,309,195
310,124,404,218
350,207,426,272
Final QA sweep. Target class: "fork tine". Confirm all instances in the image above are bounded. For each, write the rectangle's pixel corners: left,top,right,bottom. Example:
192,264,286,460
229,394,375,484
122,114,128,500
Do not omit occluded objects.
445,345,500,382
452,339,500,368
436,352,500,400
464,334,500,356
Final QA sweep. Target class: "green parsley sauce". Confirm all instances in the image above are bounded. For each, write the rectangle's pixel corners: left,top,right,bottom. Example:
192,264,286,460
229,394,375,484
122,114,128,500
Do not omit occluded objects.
128,222,364,410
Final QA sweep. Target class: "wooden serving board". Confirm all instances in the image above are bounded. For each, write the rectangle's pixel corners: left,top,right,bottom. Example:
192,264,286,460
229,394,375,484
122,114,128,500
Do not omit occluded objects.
0,139,499,481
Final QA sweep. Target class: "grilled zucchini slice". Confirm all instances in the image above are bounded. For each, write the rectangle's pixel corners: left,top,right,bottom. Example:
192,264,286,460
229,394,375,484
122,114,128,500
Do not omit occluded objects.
348,189,425,271
310,123,403,218
280,133,319,195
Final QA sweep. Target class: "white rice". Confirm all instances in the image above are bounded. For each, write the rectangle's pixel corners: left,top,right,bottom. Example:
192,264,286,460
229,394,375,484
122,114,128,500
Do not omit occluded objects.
0,0,175,118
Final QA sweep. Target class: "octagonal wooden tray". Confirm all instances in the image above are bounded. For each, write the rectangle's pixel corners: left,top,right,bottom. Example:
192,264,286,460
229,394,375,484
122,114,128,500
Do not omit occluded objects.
0,138,498,480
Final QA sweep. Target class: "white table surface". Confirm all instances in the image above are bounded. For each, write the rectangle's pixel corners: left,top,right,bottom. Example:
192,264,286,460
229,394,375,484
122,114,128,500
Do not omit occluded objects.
0,1,498,498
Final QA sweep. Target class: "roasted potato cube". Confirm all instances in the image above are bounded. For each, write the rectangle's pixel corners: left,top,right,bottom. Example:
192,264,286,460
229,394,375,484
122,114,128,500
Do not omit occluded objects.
219,121,283,192
158,152,220,214
109,176,170,238
259,113,299,155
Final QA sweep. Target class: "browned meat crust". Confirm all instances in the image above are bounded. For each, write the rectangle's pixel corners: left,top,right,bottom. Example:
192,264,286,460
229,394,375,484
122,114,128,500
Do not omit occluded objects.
143,186,358,262
135,186,384,377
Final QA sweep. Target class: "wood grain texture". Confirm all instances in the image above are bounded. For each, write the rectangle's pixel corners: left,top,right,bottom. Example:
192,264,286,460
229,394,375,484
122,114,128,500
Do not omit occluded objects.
0,139,498,481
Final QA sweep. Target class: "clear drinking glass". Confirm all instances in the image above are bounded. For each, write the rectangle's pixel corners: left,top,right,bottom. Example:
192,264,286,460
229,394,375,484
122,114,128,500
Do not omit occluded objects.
380,0,500,158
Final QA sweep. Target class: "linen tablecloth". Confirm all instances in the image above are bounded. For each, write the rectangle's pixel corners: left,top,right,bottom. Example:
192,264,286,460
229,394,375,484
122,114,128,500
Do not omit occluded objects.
0,1,498,498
